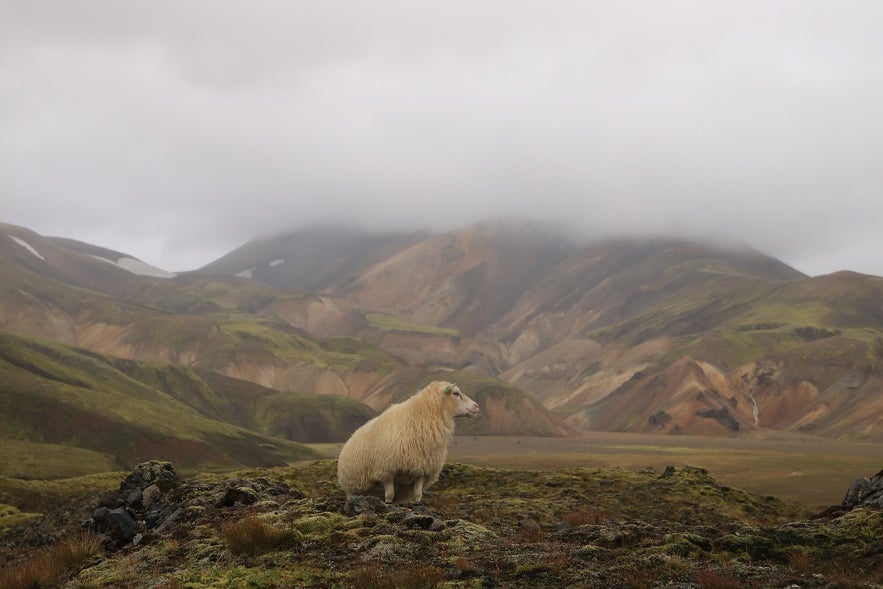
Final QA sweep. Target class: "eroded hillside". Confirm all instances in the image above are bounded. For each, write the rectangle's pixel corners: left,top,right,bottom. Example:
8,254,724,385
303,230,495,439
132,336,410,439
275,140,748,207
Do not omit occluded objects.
4,219,883,442
201,222,883,439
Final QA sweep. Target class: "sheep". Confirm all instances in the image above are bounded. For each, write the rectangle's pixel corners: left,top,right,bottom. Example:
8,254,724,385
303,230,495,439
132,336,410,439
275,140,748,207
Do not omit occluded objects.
337,380,480,504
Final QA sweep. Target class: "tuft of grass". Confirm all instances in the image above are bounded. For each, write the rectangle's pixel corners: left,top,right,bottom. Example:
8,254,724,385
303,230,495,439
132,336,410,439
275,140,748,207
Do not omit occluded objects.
351,562,445,589
560,507,611,526
696,569,744,589
785,547,819,574
820,561,881,589
623,566,661,589
220,514,302,556
0,531,101,589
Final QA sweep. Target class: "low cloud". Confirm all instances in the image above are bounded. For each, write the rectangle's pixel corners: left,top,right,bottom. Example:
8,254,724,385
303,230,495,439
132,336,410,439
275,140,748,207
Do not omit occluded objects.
2,1,882,275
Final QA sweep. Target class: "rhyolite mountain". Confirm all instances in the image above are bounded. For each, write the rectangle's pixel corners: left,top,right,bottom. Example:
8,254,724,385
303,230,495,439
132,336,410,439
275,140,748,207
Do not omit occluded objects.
0,222,573,473
3,217,883,475
194,219,883,439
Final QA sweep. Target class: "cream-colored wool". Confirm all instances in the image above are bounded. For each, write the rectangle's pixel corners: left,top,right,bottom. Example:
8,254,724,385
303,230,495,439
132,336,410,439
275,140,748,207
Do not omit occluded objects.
337,381,479,504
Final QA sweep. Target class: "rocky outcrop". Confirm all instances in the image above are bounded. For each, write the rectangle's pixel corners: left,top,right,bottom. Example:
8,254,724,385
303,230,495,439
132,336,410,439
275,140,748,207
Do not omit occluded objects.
85,460,306,549
843,468,883,508
88,460,182,548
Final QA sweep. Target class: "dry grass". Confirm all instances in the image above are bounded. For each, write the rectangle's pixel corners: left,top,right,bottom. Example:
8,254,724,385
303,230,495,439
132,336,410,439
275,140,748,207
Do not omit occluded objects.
822,562,883,589
0,531,101,589
351,562,445,589
785,548,818,574
623,566,660,589
560,507,611,526
696,569,744,589
219,514,301,556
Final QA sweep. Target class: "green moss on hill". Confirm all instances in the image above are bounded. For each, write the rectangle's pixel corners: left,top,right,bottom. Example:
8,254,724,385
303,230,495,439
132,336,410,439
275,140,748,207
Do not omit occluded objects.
365,312,461,337
0,332,321,474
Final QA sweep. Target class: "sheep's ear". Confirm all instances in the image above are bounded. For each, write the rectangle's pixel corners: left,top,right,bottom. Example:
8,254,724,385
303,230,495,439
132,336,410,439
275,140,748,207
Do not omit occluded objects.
444,386,452,394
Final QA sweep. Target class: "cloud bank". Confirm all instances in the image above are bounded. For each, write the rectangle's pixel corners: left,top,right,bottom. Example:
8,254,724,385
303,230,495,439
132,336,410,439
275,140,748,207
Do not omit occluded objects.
2,1,882,275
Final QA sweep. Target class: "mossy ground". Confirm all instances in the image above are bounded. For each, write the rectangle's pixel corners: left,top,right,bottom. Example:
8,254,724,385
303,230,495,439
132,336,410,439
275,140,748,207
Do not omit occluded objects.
2,460,882,588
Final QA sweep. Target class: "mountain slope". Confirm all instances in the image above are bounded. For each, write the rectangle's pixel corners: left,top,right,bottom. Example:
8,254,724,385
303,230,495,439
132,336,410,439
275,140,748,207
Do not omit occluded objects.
5,219,883,441
197,225,427,293
201,221,883,439
0,222,574,455
0,223,218,318
0,332,321,472
333,221,576,333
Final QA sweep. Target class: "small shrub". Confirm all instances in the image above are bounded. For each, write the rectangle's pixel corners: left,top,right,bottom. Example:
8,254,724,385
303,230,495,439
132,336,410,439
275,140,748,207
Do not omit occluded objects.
0,531,101,589
160,538,181,556
220,514,302,556
351,562,444,589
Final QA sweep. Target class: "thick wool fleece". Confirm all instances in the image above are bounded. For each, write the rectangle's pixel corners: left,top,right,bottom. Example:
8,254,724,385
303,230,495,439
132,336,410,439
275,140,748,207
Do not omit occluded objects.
337,381,479,503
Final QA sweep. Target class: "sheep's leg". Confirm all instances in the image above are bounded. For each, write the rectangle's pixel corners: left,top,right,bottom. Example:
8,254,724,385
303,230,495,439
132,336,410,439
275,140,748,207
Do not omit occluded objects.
382,479,395,503
412,477,425,504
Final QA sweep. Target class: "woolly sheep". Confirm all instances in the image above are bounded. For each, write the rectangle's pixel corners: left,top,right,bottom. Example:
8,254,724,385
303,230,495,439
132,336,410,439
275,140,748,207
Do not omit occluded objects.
337,381,480,504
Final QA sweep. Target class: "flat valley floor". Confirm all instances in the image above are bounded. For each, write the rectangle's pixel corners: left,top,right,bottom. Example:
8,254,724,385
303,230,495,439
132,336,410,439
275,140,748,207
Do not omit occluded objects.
311,431,883,508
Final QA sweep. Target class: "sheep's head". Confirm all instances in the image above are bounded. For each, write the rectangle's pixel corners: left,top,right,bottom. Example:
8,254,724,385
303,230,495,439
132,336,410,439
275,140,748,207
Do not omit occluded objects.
440,382,480,418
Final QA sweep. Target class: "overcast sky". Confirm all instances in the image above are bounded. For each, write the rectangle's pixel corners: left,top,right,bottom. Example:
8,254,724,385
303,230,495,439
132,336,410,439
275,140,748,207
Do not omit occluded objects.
2,1,882,276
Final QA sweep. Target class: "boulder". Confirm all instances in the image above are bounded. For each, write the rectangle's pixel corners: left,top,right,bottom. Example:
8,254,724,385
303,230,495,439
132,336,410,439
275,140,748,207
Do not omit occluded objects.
120,460,178,495
91,507,138,547
842,468,883,508
342,495,390,517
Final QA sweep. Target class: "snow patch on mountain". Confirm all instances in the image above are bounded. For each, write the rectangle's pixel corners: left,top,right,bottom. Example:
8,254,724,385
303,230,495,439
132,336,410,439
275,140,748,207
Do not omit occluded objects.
9,235,45,260
90,255,176,278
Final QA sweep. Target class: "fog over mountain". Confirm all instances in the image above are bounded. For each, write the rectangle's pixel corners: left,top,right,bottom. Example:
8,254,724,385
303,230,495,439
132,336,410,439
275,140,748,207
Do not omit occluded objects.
3,1,883,275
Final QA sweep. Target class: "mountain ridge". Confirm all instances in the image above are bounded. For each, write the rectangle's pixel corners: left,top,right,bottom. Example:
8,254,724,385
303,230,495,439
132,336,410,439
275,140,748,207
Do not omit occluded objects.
195,221,883,439
2,219,883,463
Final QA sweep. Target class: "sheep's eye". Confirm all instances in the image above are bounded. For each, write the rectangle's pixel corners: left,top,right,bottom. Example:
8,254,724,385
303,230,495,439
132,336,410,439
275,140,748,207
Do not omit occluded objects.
453,391,461,398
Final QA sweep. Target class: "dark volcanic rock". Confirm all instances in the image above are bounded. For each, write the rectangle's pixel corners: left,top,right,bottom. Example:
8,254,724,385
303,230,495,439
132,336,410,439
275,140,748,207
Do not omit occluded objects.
120,460,178,495
342,495,390,516
216,484,260,507
843,468,883,508
91,507,138,547
404,513,444,531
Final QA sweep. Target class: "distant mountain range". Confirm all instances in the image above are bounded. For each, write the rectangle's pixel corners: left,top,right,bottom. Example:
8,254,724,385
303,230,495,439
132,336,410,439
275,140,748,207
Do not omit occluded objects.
2,219,882,473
